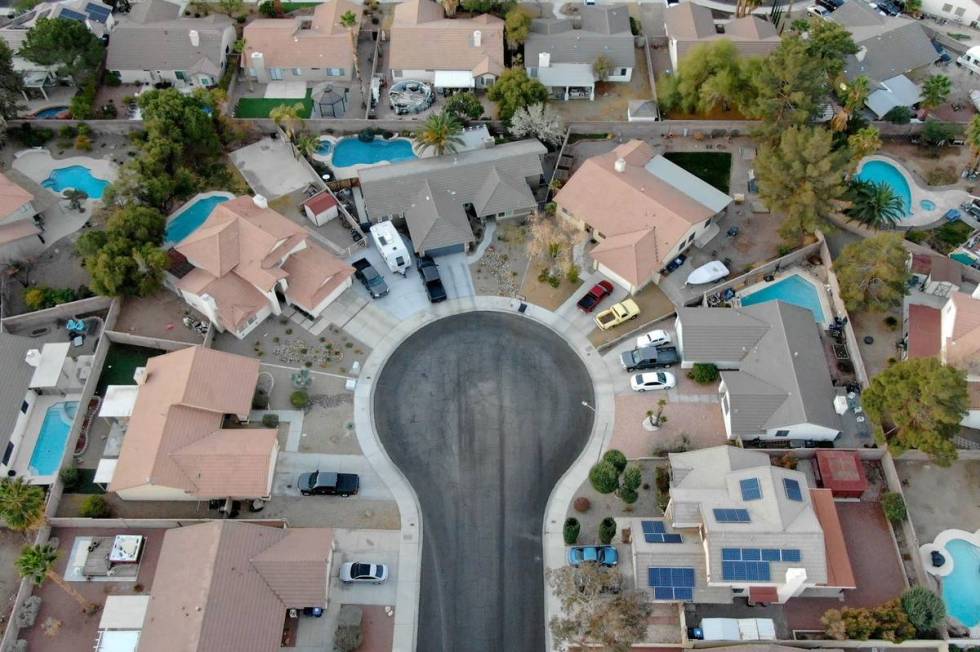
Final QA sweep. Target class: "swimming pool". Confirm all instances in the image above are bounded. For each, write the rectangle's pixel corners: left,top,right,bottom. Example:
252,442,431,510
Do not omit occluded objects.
41,165,110,199
28,401,78,477
740,274,826,323
856,160,912,217
33,106,68,118
942,538,980,627
921,199,936,211
332,137,416,168
165,195,230,245
316,140,332,155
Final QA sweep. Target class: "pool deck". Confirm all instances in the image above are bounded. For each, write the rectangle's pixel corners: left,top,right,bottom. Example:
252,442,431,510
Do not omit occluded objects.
858,154,971,228
919,528,980,636
11,149,118,202
11,393,83,485
734,267,834,328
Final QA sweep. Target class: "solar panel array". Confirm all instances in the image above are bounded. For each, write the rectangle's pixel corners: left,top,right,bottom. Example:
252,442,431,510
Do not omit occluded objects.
86,3,111,22
648,567,695,601
59,8,88,21
641,521,683,544
783,478,803,502
713,508,751,523
739,477,762,501
721,547,803,581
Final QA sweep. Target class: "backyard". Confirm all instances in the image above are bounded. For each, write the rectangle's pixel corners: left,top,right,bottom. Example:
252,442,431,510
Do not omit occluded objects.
663,151,732,194
235,90,314,119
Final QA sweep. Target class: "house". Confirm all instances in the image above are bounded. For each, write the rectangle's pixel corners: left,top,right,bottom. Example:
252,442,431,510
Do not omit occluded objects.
167,195,354,339
388,0,504,90
303,191,339,227
242,0,357,84
831,2,938,117
675,302,841,442
107,0,235,89
107,346,278,501
358,140,545,256
663,3,780,72
554,140,731,293
524,5,635,101
630,446,855,604
139,521,334,652
0,172,44,264
921,0,979,28
909,252,961,298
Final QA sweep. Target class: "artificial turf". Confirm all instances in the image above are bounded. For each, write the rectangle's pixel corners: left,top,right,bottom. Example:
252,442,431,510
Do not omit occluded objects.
663,151,733,194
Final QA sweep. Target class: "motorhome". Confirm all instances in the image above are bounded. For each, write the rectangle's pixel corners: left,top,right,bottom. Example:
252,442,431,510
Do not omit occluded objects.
370,221,411,275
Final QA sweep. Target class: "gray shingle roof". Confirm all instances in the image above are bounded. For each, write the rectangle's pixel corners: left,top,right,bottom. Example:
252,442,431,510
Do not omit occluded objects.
676,306,771,362
404,181,475,252
525,4,635,69
832,2,938,82
107,5,233,75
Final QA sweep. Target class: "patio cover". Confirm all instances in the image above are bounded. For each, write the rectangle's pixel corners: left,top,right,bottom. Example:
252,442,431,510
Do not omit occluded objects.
100,385,140,418
27,342,70,389
434,70,475,88
99,595,150,630
95,458,117,485
535,63,595,88
96,631,141,652
866,74,921,118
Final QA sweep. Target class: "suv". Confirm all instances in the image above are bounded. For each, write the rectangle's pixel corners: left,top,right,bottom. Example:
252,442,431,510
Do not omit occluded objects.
416,255,447,303
297,470,360,496
352,258,389,299
620,346,680,372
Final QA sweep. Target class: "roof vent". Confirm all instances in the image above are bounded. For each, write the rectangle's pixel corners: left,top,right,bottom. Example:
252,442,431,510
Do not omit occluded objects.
24,349,41,368
538,51,550,68
253,194,269,209
134,367,148,385
189,29,199,47
614,157,626,173
473,29,481,47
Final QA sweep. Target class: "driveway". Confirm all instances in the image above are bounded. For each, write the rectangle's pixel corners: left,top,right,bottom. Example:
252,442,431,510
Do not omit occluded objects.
273,452,395,501
372,312,595,652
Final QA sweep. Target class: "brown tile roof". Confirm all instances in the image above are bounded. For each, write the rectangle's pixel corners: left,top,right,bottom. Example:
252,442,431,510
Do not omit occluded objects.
0,220,40,246
281,243,354,312
110,346,277,498
809,488,856,589
907,303,941,359
946,291,980,370
664,4,780,65
303,191,337,214
176,267,269,332
243,0,357,71
968,381,980,409
389,0,504,75
0,172,33,220
815,450,868,495
140,521,333,652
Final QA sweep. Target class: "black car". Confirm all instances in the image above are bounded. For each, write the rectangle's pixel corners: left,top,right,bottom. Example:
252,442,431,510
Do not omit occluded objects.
352,258,389,299
620,346,681,372
873,0,901,15
416,255,447,303
815,0,844,10
298,470,360,496
661,254,687,276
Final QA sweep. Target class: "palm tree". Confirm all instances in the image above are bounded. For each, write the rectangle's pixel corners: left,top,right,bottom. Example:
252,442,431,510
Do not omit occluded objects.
832,76,870,132
64,189,88,212
16,544,98,613
0,478,45,533
416,112,464,157
293,132,320,160
920,74,952,110
339,10,359,81
967,114,980,172
847,126,882,165
268,102,304,142
846,179,905,228
441,0,459,16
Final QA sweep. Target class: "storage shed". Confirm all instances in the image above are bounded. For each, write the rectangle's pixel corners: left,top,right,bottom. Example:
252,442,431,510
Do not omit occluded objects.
816,450,868,499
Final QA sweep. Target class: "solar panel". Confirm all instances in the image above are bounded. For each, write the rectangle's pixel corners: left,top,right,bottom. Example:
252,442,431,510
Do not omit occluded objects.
761,548,781,561
783,478,803,502
741,548,761,561
722,548,740,561
648,566,695,601
59,8,87,21
85,2,111,21
713,508,751,523
740,477,762,501
722,561,771,582
781,549,802,563
642,521,666,534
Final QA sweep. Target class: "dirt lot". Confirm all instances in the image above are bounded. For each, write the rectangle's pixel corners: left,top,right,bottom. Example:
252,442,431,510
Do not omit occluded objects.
879,140,975,191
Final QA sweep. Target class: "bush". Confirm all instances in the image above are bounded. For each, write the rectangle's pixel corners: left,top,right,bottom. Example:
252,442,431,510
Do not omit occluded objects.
884,315,898,330
563,517,580,545
74,134,93,151
290,390,310,408
602,449,628,474
358,128,377,142
566,265,580,285
621,465,642,492
59,467,81,491
619,486,638,504
882,492,907,523
105,70,121,87
688,363,719,385
80,495,111,518
258,0,277,16
655,466,670,511
883,105,913,124
261,413,279,428
573,496,591,513
904,230,928,244
589,461,620,494
598,517,617,544
69,78,98,120
58,125,78,141
23,285,78,311
13,123,54,147
900,586,946,634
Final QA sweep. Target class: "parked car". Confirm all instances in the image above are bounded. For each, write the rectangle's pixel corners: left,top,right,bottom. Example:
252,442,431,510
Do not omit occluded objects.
815,0,844,9
870,0,900,15
340,562,389,584
567,545,619,567
352,258,389,299
620,346,680,372
594,299,641,330
416,254,447,303
635,329,672,349
806,4,830,17
576,280,615,313
661,254,687,276
298,471,360,496
630,371,677,392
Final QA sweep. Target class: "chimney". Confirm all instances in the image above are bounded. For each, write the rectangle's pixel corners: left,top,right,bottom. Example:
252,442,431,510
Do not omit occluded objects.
253,194,269,209
614,157,626,173
855,46,867,62
472,29,481,47
538,51,550,68
189,29,199,47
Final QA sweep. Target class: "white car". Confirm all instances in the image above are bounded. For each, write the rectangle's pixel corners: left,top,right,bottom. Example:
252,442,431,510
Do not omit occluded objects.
806,4,830,17
340,562,389,584
635,329,672,349
630,371,677,392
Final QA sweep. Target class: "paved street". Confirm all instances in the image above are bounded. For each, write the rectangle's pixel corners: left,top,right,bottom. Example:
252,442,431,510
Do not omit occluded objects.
372,312,595,652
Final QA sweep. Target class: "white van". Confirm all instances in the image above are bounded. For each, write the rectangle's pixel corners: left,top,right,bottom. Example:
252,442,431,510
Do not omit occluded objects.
369,221,411,276
958,46,980,75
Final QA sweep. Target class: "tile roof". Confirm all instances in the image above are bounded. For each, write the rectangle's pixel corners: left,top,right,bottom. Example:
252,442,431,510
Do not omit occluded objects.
664,4,780,65
281,243,354,311
809,488,856,588
243,0,357,71
109,346,277,498
906,303,941,359
815,450,868,496
525,5,634,69
831,2,938,82
303,191,337,214
945,291,980,372
107,7,234,75
389,0,504,75
0,172,33,220
0,220,40,246
140,521,333,652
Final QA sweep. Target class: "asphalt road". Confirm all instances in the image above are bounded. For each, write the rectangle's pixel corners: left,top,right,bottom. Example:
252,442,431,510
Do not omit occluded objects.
374,312,595,652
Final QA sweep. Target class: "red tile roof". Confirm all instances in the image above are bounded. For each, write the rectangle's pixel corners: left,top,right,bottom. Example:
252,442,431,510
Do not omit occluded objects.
810,489,857,589
816,450,869,495
304,191,337,215
749,586,779,603
907,304,941,359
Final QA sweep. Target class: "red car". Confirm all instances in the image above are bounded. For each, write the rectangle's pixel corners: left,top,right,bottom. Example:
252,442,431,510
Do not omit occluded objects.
576,280,615,313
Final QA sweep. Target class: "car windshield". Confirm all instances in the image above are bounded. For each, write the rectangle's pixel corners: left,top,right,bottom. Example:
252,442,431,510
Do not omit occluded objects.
351,563,371,577
657,373,666,383
306,471,318,487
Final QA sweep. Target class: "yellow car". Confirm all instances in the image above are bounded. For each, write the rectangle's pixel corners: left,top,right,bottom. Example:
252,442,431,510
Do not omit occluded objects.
594,299,640,330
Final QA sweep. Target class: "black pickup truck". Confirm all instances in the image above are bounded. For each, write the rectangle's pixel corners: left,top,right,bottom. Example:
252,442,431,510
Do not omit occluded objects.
416,255,447,303
620,346,680,372
352,258,389,299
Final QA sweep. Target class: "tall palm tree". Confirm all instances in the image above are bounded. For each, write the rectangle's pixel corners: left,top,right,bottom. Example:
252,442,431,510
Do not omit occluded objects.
832,75,870,132
920,74,952,110
339,10,359,81
967,114,980,172
846,179,905,228
416,112,464,157
441,0,459,16
0,477,45,533
269,102,304,142
16,544,98,613
847,126,882,166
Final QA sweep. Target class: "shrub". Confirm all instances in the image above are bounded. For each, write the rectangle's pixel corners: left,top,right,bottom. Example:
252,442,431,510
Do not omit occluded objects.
547,274,560,288
58,125,78,141
655,466,670,511
563,517,580,545
688,363,719,385
900,586,946,634
589,461,620,494
59,467,81,491
13,123,54,147
598,517,617,544
261,413,279,428
882,492,907,523
573,496,591,513
258,0,276,16
69,78,98,120
822,599,915,642
80,495,111,518
602,449,628,474
904,230,928,244
566,265,580,284
74,134,93,151
884,315,898,330
105,70,121,87
621,465,642,492
884,105,913,124
252,389,269,410
290,390,310,409
619,486,638,504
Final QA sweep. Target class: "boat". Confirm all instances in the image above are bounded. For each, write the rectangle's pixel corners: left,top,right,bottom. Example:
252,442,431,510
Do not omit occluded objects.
686,261,730,285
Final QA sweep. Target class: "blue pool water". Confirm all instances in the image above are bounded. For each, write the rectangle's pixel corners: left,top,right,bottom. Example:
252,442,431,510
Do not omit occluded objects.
316,140,332,155
331,137,416,168
856,160,913,217
34,106,68,118
942,538,980,627
921,199,936,211
28,401,78,477
165,195,230,245
41,165,109,199
740,274,826,323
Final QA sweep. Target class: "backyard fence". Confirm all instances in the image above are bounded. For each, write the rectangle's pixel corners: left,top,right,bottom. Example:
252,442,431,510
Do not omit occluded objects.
104,329,202,352
817,235,871,388
0,295,113,333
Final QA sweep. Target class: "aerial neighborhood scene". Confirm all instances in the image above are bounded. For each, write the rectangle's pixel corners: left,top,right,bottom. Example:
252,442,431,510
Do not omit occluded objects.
0,0,978,648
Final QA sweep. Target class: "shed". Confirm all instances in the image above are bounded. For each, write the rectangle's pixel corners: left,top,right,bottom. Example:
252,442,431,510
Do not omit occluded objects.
303,191,338,227
816,450,868,498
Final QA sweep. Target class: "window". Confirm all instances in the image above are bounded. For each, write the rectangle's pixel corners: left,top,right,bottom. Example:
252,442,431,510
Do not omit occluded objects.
292,68,303,76
270,68,284,80
955,6,965,15
713,508,750,523
391,69,402,77
775,429,789,437
739,478,762,501
648,567,695,601
783,478,803,502
327,67,344,77
20,400,28,414
175,70,188,81
619,67,627,76
942,2,953,10
529,67,538,78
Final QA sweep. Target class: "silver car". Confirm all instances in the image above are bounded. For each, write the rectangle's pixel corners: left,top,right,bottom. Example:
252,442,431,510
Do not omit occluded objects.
340,561,389,584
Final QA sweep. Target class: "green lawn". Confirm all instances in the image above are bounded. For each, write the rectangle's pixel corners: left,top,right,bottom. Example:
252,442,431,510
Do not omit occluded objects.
235,91,313,119
663,151,732,194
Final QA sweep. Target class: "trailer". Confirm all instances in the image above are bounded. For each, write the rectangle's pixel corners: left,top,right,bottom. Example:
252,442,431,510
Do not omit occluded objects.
369,221,411,276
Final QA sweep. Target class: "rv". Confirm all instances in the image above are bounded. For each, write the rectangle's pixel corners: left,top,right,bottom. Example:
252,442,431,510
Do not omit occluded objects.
370,221,411,276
